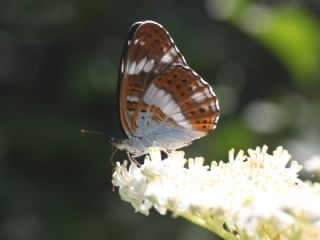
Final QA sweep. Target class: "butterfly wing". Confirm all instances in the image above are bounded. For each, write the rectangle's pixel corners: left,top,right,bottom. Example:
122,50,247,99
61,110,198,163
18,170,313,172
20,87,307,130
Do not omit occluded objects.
118,20,220,151
134,64,220,150
118,21,186,137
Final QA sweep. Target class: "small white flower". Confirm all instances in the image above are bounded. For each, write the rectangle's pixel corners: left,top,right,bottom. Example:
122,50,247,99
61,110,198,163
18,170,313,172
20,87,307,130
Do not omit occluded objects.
112,146,320,239
304,155,320,173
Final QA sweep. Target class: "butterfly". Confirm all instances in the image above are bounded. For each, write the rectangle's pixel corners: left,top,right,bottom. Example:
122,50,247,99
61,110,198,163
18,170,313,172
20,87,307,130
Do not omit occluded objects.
115,20,220,158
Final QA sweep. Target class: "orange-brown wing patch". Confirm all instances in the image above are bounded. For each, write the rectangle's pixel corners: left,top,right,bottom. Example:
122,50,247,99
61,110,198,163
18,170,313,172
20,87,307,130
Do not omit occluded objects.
152,65,220,133
129,100,181,130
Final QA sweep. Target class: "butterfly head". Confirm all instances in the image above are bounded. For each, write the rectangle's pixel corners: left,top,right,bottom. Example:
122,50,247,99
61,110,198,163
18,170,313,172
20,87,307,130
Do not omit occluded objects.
111,136,151,157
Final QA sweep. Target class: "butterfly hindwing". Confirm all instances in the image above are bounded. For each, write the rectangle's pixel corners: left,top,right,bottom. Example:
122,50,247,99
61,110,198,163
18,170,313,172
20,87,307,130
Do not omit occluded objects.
130,64,219,150
151,64,219,132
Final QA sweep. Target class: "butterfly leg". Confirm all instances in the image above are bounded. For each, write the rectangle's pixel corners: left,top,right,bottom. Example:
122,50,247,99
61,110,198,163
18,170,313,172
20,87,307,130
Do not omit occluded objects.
127,152,141,166
160,149,170,158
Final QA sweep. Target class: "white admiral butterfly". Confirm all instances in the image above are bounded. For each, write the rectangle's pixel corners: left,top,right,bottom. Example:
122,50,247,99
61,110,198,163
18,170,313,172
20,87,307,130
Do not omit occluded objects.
115,21,220,157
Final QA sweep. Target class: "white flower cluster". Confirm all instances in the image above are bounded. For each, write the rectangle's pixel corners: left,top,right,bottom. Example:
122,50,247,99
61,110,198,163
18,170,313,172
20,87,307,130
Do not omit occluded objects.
112,146,320,239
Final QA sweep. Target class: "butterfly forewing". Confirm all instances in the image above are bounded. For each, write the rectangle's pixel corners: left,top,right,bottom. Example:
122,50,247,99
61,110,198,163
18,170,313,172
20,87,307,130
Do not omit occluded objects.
118,21,186,136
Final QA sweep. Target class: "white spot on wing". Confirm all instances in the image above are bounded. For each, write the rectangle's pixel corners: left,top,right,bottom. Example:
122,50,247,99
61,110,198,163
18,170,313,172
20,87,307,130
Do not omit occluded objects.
215,115,220,124
127,95,140,103
176,121,193,129
127,58,153,75
210,101,217,111
162,98,177,115
134,57,147,74
171,112,185,122
144,84,177,113
143,83,193,129
127,61,136,75
204,88,212,98
169,47,177,56
160,49,173,63
160,93,172,108
191,92,206,103
121,60,124,74
143,59,154,72
197,80,204,87
127,110,134,116
216,99,220,110
154,88,166,99
144,83,158,103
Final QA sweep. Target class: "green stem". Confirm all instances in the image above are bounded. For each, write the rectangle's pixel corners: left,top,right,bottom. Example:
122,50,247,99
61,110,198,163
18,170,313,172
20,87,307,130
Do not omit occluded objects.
173,210,240,240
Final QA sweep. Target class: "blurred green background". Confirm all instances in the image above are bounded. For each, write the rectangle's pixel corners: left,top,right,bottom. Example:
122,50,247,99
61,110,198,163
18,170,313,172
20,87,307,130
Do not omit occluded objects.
1,0,320,239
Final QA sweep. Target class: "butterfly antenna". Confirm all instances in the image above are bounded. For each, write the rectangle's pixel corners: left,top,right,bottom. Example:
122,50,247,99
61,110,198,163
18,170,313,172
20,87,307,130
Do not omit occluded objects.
109,142,118,165
80,128,106,136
